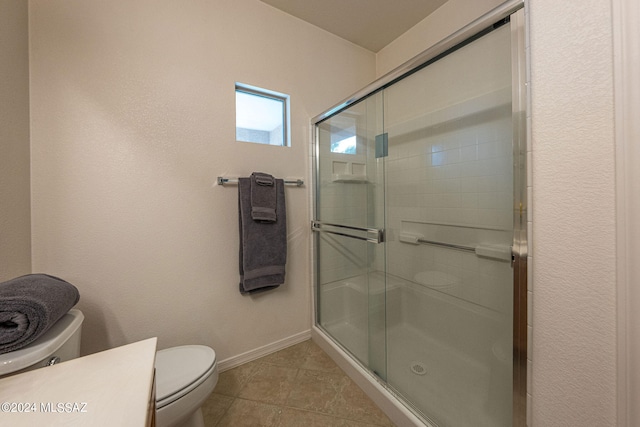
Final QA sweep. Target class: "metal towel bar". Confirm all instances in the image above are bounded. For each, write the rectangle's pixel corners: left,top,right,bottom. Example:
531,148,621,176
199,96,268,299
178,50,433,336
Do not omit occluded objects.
311,220,384,244
415,238,476,253
217,176,304,186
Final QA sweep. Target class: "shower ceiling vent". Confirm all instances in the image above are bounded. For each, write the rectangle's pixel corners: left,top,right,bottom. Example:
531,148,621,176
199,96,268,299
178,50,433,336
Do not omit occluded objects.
410,361,428,376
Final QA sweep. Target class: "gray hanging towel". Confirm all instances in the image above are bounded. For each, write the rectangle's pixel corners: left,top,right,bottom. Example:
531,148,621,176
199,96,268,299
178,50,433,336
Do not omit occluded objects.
250,172,277,222
0,274,80,354
238,176,287,294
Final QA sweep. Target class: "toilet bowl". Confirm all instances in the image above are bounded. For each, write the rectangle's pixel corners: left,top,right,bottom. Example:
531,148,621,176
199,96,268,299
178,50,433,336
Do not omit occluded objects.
0,309,84,378
155,345,218,427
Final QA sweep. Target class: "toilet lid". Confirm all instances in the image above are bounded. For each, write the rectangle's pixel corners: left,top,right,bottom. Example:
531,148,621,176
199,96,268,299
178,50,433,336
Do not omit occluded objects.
155,345,216,403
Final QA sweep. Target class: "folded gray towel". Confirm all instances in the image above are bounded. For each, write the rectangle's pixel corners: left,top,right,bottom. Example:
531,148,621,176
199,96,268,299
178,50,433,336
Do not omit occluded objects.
253,172,275,186
0,274,80,354
239,177,287,294
251,172,277,223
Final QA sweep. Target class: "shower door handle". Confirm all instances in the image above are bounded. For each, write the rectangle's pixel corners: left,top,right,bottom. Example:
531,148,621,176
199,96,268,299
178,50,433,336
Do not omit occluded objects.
311,220,384,244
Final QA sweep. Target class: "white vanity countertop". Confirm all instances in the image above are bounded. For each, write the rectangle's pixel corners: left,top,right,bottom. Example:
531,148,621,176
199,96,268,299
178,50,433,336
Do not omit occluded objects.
0,337,157,426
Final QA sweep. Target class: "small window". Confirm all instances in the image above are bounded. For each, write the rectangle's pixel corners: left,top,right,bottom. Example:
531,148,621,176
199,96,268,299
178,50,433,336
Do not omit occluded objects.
331,133,357,154
235,83,290,146
330,118,357,154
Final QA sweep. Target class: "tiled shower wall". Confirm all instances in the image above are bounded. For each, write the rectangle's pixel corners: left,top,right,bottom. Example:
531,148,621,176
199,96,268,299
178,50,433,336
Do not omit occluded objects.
316,24,516,316
315,98,383,287
382,23,515,315
384,89,515,314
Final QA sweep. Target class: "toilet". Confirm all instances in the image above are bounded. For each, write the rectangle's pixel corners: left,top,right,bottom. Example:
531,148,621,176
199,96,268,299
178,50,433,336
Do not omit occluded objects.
0,308,217,427
154,345,218,427
0,308,84,378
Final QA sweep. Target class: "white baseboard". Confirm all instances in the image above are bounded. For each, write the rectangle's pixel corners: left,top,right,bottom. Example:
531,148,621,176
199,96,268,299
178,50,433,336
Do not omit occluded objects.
217,330,311,372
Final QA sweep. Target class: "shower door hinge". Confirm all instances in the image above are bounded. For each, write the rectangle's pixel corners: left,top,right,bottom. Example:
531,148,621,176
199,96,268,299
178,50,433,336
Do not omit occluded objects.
375,133,388,158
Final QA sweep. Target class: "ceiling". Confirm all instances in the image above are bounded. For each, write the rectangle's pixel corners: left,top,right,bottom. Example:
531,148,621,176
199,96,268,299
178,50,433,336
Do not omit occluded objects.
259,0,448,52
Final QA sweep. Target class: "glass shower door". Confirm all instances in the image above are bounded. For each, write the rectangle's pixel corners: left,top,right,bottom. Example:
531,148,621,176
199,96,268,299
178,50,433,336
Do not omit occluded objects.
314,93,387,378
382,22,515,426
313,7,526,425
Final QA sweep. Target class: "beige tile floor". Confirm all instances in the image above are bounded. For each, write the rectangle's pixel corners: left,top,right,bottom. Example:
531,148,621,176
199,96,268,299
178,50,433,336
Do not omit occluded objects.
201,339,396,427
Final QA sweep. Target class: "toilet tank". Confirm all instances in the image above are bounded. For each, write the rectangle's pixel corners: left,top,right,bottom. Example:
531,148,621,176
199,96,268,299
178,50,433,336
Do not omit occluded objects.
0,309,84,378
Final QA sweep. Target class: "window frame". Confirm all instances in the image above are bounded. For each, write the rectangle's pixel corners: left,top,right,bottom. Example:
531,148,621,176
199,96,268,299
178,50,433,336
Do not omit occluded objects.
235,82,291,147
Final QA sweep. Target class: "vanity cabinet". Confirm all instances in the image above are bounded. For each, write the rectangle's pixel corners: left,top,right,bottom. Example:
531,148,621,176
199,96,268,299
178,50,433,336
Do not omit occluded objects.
0,338,157,426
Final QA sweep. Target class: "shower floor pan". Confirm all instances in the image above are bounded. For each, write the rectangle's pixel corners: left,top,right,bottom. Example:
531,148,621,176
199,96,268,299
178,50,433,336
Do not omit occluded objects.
319,273,511,427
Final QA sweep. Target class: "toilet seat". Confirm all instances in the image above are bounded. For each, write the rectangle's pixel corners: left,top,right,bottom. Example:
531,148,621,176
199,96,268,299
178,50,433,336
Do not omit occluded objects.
155,345,216,409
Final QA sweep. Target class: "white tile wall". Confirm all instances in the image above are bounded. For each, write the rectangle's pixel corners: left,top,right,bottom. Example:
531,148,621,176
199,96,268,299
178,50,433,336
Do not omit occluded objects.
315,106,382,285
385,89,515,314
316,90,516,314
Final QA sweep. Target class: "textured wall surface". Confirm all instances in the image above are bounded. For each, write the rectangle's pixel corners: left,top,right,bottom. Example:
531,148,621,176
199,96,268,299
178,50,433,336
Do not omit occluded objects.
529,0,617,425
375,0,504,77
0,0,31,281
29,0,375,358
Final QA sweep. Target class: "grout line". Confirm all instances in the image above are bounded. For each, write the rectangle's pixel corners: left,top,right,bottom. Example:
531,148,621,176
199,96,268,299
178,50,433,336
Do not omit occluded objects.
211,394,235,427
206,339,395,427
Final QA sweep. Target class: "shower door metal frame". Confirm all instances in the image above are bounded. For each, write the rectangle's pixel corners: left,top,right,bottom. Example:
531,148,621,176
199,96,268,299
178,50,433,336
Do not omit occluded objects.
510,8,528,427
311,1,528,425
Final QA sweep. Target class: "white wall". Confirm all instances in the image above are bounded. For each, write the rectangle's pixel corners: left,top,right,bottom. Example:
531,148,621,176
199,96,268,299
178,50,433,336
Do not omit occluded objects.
376,0,618,426
28,0,375,359
529,1,616,425
376,0,505,77
0,0,31,281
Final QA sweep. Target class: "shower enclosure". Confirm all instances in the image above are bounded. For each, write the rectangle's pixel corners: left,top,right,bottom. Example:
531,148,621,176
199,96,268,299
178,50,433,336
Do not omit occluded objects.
311,2,527,426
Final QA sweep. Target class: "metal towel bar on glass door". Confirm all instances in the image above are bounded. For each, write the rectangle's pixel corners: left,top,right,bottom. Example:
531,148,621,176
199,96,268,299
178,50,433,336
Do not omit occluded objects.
414,238,476,253
311,220,384,244
217,176,304,186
